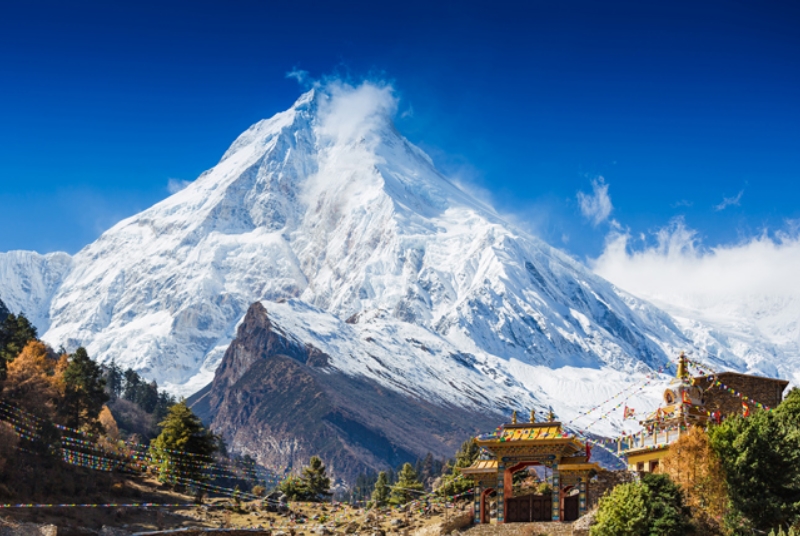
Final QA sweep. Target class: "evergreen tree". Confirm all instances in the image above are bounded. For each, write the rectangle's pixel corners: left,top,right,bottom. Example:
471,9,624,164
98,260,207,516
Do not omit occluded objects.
437,438,480,497
153,391,176,422
352,470,378,505
0,313,38,380
709,400,800,533
122,368,141,402
591,473,693,536
150,401,218,486
61,347,109,433
300,455,332,502
104,361,123,399
591,479,648,535
279,475,306,501
454,438,480,468
372,471,390,507
390,463,424,505
139,380,159,413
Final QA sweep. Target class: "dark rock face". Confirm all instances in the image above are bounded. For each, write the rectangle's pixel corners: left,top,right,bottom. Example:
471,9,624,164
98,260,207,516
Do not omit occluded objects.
189,302,503,483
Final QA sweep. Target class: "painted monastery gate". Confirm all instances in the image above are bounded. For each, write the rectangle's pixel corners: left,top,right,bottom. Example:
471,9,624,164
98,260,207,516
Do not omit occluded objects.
461,411,600,524
461,353,789,526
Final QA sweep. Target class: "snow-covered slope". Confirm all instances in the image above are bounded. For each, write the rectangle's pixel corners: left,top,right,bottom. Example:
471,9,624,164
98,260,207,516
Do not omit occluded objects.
0,250,72,332
629,295,799,386
0,84,792,437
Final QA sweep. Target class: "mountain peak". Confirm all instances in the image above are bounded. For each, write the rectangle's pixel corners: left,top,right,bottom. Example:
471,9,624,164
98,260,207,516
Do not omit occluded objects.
1,86,782,440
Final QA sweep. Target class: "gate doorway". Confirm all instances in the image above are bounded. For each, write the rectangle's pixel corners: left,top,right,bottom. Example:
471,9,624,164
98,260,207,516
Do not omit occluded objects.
563,494,579,521
505,494,552,522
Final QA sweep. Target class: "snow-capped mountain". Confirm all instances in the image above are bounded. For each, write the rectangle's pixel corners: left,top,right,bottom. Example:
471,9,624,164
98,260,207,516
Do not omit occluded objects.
0,84,793,439
0,250,72,332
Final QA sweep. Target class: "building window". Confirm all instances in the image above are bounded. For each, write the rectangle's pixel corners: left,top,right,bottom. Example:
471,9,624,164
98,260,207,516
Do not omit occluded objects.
650,460,659,472
636,462,644,472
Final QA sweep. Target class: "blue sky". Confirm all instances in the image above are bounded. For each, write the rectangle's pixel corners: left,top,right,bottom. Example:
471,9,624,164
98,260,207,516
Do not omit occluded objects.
1,0,798,260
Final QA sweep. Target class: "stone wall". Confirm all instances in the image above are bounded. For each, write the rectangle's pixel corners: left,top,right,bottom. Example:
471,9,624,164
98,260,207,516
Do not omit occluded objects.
463,521,581,536
700,373,788,418
412,512,474,536
586,470,633,511
131,531,269,536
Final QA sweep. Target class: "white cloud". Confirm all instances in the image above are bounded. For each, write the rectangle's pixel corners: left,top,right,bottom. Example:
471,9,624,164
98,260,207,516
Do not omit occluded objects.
316,80,397,146
167,178,192,194
591,218,800,312
577,177,613,226
714,189,744,211
286,68,310,84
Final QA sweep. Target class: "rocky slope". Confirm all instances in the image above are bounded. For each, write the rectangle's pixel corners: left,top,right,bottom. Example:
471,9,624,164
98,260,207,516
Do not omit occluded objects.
189,301,507,480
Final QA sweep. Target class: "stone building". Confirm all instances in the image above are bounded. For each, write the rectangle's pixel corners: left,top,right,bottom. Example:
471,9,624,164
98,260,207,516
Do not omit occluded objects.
624,353,789,472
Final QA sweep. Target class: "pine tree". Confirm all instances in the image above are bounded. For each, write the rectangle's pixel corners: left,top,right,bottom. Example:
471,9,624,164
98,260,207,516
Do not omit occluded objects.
104,361,123,399
437,438,479,497
0,298,9,321
0,313,38,380
709,393,800,533
300,455,332,502
279,475,306,501
122,368,141,402
372,471,390,507
390,463,424,505
153,391,177,423
454,439,480,469
150,401,218,486
61,347,109,433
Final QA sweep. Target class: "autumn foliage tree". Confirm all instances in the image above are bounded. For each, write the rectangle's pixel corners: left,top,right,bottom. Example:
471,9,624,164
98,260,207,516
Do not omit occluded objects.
659,425,729,531
2,341,62,420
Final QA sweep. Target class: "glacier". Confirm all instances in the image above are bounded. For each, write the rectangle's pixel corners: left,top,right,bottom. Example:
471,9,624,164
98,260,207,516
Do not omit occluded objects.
0,83,794,437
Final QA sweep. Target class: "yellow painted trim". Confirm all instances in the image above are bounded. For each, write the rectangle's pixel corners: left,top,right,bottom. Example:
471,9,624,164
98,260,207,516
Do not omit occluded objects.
557,462,601,472
626,448,668,470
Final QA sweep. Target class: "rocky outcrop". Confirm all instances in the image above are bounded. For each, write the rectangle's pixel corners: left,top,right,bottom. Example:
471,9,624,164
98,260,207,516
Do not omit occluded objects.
189,302,504,482
0,520,57,536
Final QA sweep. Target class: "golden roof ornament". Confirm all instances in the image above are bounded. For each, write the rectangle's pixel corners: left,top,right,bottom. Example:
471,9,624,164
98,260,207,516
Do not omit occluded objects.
676,351,689,381
530,409,536,423
548,408,555,422
512,410,518,424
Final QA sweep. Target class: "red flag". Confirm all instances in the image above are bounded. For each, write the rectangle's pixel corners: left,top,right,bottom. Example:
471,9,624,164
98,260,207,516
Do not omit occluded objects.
742,402,750,418
682,390,692,405
623,406,635,419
